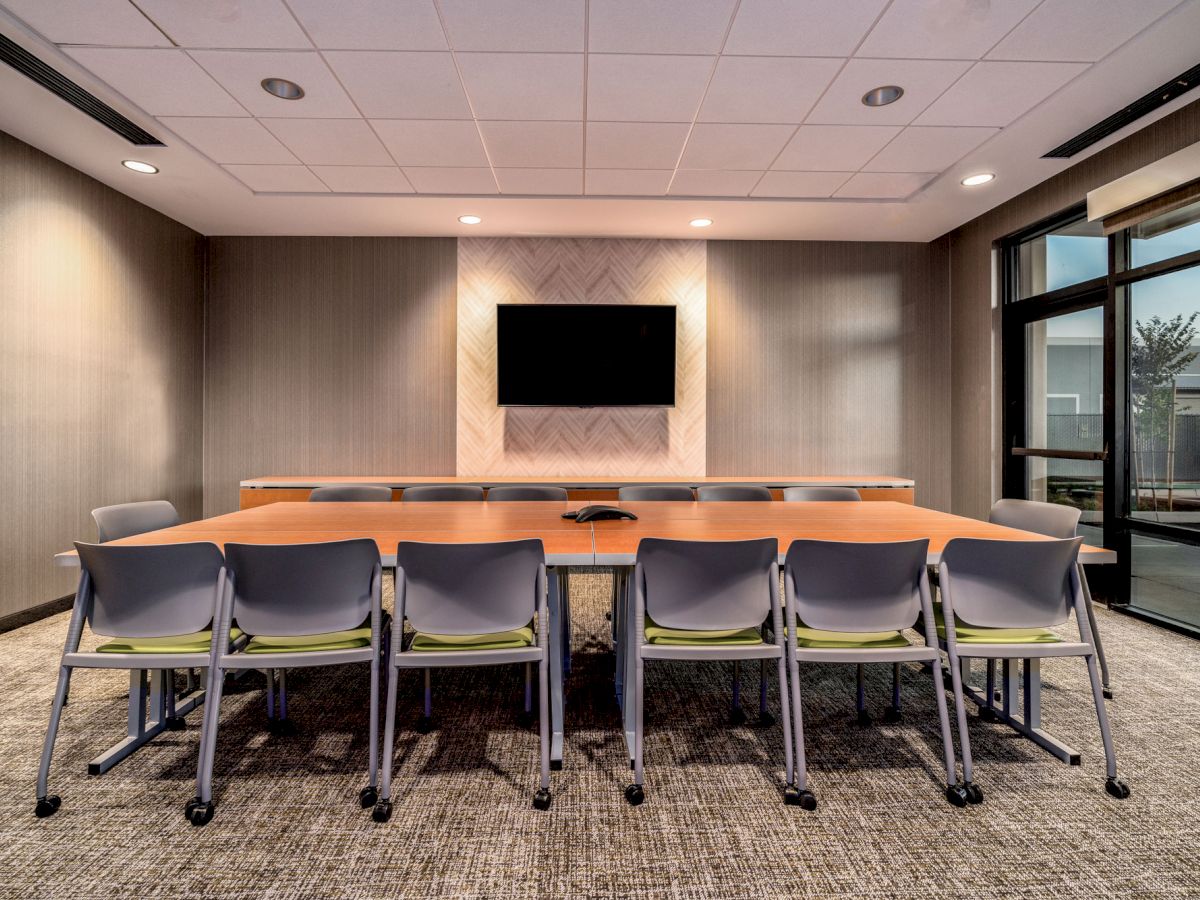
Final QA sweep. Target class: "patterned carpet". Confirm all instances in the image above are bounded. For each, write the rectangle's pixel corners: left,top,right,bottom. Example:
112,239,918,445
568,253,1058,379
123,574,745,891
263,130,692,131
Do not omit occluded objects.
0,571,1197,899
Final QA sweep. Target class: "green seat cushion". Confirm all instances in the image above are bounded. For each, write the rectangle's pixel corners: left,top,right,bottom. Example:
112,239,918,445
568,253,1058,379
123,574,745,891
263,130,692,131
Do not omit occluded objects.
410,625,534,652
244,625,372,654
643,617,763,646
96,627,243,654
926,606,1060,645
791,625,910,649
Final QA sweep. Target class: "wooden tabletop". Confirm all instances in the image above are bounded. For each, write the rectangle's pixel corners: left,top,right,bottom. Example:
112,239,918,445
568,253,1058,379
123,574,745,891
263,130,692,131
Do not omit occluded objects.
241,474,916,489
591,501,1115,564
56,500,1115,567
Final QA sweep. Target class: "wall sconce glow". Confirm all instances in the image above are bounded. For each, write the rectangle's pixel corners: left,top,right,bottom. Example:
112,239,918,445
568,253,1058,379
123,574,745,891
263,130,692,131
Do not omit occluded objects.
261,77,305,100
961,172,995,187
861,85,904,107
689,218,713,228
121,160,158,174
458,215,482,225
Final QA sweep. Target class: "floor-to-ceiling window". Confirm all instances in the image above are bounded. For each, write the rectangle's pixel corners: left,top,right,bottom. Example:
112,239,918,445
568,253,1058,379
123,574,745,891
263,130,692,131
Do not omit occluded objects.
1004,197,1200,634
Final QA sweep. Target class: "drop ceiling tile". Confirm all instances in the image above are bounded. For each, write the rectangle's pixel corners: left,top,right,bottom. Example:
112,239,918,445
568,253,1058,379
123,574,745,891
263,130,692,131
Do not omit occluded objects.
699,57,841,124
668,170,762,197
584,169,673,195
224,164,328,192
752,171,852,198
285,0,447,50
805,58,972,125
260,118,393,165
856,0,1040,60
191,50,358,117
915,61,1088,127
439,0,585,51
834,171,935,199
724,0,888,56
988,0,1184,62
64,48,246,116
679,123,795,170
495,168,583,194
478,121,582,168
586,54,712,123
862,126,995,172
323,51,471,118
159,116,297,163
309,166,415,192
586,122,690,169
456,53,583,120
403,167,499,194
371,120,488,167
2,0,172,46
772,125,900,171
589,0,737,53
135,0,310,49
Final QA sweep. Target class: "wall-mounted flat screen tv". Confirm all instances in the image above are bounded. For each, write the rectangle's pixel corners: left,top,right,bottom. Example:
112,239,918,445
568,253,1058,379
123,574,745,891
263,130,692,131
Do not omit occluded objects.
497,304,676,407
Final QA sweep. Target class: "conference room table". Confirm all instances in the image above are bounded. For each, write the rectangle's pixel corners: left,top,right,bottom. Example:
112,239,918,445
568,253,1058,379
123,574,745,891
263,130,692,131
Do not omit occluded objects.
55,500,1115,772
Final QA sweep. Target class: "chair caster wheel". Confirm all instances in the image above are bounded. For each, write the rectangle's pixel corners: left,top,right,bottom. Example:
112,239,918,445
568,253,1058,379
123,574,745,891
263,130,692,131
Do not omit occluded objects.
964,782,984,804
783,787,817,810
516,710,535,729
359,786,378,809
268,718,296,736
978,706,997,722
165,715,186,731
372,800,392,823
882,708,902,724
187,801,214,826
757,711,776,727
624,784,644,806
605,611,612,621
945,784,969,808
1105,776,1130,799
1103,688,1114,700
416,716,432,735
532,788,551,811
550,760,563,771
856,710,872,727
729,708,747,727
34,795,61,818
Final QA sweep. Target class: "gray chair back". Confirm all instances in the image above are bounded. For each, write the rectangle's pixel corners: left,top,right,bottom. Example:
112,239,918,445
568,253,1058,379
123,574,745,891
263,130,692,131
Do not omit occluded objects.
636,537,777,630
784,539,927,632
402,485,485,502
91,500,180,543
989,498,1080,539
696,485,772,502
618,485,695,501
940,537,1082,629
783,486,861,502
74,541,224,638
224,539,380,636
487,486,569,502
396,540,544,635
309,485,393,502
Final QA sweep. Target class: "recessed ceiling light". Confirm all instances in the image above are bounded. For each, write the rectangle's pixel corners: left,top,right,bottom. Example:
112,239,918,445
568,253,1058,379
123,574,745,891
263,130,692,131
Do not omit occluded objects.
261,77,304,100
861,85,904,107
689,218,713,228
121,160,157,174
961,172,995,187
458,215,482,225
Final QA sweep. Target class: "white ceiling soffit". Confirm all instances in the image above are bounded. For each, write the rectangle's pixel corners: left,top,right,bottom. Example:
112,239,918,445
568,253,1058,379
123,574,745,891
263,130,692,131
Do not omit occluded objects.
0,0,1197,241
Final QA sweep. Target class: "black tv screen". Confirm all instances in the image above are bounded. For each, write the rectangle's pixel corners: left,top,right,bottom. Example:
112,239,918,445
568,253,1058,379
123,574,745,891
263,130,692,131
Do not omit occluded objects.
497,304,676,407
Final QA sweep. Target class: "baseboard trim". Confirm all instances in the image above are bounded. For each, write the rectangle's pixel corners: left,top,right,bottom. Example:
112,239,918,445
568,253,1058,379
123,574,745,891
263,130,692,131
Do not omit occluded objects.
0,595,73,634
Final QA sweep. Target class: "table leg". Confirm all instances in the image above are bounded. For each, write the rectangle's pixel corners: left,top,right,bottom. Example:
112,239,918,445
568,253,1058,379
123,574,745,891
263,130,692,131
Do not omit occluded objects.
961,655,1080,765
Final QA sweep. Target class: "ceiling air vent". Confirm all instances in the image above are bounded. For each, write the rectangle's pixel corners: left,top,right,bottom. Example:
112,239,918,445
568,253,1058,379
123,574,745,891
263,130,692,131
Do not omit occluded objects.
1044,62,1200,159
0,32,163,146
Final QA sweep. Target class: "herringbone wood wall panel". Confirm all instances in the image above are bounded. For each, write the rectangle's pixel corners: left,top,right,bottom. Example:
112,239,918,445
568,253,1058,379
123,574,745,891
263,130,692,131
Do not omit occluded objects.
457,238,706,476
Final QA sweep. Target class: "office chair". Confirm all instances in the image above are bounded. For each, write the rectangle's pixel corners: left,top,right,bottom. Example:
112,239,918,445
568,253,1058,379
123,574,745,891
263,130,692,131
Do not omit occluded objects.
697,485,773,501
92,500,180,543
487,486,569,501
618,485,695,501
309,485,393,502
401,485,485,501
782,487,861,502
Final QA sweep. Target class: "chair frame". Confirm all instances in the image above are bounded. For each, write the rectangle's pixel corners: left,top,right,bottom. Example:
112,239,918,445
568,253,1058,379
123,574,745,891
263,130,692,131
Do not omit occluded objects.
374,541,551,819
624,538,793,805
783,539,965,809
187,541,385,826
